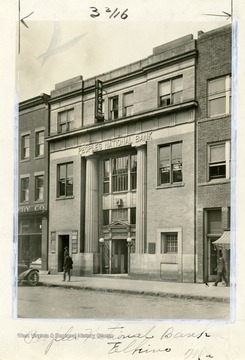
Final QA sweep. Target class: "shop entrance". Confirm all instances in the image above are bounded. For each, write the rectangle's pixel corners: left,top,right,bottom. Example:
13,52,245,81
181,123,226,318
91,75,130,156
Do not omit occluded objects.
111,239,128,274
58,235,69,272
207,237,219,282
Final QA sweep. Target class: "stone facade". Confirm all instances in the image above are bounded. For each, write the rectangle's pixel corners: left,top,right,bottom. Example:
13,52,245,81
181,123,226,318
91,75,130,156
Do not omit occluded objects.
47,34,198,281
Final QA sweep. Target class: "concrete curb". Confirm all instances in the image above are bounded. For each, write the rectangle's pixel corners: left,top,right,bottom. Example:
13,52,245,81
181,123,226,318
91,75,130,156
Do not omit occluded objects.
39,282,230,303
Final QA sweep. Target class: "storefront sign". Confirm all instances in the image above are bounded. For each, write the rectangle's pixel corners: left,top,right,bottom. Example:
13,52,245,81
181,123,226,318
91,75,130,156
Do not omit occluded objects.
18,204,47,213
78,131,153,156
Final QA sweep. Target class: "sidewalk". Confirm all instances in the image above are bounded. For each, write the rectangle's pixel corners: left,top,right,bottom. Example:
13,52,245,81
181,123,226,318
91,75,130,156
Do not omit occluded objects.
39,273,231,302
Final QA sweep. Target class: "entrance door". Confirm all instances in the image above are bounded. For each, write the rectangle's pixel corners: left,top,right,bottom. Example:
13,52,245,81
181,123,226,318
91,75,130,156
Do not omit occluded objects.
207,237,219,281
111,240,128,274
58,235,69,272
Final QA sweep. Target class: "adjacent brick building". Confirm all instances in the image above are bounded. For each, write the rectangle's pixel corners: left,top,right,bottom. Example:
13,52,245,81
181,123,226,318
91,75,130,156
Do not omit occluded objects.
196,25,232,283
18,94,50,270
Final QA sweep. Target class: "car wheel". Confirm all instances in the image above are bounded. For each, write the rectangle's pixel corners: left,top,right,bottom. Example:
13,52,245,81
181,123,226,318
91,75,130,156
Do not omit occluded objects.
27,271,39,286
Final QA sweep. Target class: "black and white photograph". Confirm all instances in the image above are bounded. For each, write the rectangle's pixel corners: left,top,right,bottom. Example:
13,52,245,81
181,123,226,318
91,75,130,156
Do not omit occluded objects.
1,0,245,359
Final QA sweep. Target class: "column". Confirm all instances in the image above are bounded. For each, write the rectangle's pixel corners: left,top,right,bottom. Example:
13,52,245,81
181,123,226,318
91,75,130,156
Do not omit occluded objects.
41,216,48,270
84,155,99,253
135,145,147,253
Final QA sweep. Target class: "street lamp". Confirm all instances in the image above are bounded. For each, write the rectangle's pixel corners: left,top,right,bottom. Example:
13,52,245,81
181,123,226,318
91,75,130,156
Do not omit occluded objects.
127,237,132,275
99,238,104,274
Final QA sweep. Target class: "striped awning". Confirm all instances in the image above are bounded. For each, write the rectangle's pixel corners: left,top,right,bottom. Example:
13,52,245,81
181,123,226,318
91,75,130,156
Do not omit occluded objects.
213,231,230,250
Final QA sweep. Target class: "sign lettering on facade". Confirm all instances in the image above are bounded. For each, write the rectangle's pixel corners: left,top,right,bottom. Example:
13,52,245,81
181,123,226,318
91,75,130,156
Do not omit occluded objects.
78,131,153,156
18,204,47,213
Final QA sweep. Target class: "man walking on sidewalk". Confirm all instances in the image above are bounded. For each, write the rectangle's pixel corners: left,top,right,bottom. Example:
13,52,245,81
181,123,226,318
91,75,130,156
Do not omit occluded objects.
63,254,73,282
213,250,229,287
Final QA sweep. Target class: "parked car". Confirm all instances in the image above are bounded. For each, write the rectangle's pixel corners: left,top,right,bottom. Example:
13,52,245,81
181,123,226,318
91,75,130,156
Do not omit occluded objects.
18,262,39,286
30,257,42,270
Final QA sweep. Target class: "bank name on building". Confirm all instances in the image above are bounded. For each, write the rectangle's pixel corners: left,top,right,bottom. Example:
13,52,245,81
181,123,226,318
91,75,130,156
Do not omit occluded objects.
78,131,153,156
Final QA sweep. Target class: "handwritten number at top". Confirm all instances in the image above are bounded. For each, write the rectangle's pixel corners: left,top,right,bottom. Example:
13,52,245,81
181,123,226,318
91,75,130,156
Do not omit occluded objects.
90,7,128,20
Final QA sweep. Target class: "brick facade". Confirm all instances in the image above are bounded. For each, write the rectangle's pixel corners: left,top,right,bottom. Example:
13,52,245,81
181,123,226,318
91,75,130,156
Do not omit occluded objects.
18,94,50,270
196,25,231,283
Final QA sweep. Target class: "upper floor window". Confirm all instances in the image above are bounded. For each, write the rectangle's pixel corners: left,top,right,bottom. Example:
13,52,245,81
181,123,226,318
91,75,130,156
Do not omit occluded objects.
58,109,74,133
159,142,182,185
35,131,44,157
103,154,137,194
35,175,44,201
130,155,137,190
123,91,133,117
103,160,110,194
21,134,30,160
57,163,73,197
208,141,230,181
112,156,128,192
109,96,119,120
208,75,231,117
21,177,29,202
159,77,183,107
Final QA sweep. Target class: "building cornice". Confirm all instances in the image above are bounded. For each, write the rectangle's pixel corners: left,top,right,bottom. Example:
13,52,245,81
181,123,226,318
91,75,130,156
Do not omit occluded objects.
19,94,50,111
46,100,198,142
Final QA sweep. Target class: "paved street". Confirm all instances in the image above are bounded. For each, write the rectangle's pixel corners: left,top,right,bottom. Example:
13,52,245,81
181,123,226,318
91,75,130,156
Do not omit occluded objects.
18,286,230,320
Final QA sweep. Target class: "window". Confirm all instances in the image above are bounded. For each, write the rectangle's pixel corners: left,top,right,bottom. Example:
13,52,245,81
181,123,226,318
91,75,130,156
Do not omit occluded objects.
123,92,133,116
207,209,222,235
103,210,109,225
130,155,137,190
57,163,73,197
35,175,44,201
208,141,230,180
112,156,128,192
109,96,119,120
159,77,183,107
35,131,44,157
103,155,137,193
130,208,136,224
72,231,78,254
21,177,29,202
58,109,74,133
21,134,30,160
208,75,231,117
159,142,182,185
161,233,178,254
103,160,110,194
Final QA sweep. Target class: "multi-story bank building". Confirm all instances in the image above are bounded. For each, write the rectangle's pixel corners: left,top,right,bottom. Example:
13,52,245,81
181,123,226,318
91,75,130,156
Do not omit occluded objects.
47,34,198,282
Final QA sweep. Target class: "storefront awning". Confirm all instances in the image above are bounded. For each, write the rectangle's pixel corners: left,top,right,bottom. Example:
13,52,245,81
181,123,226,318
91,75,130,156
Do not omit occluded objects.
213,231,230,250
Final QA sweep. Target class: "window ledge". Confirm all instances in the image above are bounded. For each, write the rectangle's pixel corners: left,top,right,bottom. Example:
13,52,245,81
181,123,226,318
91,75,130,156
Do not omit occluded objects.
103,190,137,196
198,114,231,123
34,155,45,160
34,200,44,204
156,183,184,190
20,158,30,163
56,196,74,200
198,179,230,187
